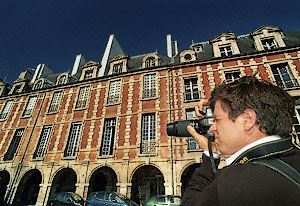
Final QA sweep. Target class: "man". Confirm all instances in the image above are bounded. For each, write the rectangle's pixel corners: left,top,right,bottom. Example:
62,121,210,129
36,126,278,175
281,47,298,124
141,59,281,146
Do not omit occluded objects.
181,76,300,206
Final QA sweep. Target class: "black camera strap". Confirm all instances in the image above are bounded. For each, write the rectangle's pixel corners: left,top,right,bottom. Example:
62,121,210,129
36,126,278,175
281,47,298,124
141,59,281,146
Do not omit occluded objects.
208,138,217,174
232,137,293,165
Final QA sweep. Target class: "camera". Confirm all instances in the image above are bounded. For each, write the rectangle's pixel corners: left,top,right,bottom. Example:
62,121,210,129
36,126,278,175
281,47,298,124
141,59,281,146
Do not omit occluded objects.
166,107,214,139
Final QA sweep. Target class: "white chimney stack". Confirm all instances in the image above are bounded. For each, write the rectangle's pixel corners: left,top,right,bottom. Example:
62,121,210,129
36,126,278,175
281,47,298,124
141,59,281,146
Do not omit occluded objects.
167,34,173,58
174,40,178,56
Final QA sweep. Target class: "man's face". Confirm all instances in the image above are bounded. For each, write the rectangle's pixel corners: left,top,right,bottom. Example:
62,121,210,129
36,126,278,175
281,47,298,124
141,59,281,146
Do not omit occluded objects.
209,100,247,156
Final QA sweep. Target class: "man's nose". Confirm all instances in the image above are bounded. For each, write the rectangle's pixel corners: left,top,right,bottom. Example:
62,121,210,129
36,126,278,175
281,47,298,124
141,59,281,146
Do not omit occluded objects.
209,122,216,133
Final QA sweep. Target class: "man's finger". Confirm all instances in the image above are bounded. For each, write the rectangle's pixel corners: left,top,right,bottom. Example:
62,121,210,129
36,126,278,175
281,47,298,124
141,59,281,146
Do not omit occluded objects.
187,125,209,151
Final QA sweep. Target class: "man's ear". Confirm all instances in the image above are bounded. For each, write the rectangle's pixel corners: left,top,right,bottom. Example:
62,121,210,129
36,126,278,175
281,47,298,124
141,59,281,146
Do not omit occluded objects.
242,109,257,131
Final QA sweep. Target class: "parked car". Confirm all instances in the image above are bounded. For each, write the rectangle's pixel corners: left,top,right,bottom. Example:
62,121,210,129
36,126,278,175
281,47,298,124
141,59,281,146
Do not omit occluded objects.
47,192,85,206
145,195,181,206
85,191,138,206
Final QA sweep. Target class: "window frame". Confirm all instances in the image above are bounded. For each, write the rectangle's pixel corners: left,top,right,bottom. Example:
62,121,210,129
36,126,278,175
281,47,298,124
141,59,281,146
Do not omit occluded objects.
64,122,82,158
3,128,25,161
33,125,53,159
56,74,68,85
140,113,156,155
100,118,117,157
0,99,14,120
183,77,200,102
224,70,241,83
33,80,43,90
219,45,233,57
142,73,157,99
185,109,201,151
270,63,299,89
75,85,90,109
22,95,38,117
107,80,121,105
261,37,278,50
48,91,63,113
112,63,123,74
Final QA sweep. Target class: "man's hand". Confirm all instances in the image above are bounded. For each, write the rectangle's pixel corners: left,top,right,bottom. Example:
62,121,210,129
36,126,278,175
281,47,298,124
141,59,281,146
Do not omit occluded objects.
187,99,217,153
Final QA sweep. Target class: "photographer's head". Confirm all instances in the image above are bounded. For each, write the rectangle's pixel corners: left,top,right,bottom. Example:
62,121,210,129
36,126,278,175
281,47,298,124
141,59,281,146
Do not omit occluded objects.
210,75,295,137
208,76,295,155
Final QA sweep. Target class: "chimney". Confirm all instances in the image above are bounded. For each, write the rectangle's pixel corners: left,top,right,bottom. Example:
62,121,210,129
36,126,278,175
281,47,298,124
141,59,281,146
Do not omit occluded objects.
167,34,173,58
174,40,178,56
71,54,87,76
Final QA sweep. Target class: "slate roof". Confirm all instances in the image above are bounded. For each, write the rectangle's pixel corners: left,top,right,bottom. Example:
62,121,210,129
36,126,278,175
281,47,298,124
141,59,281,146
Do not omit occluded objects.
3,27,300,96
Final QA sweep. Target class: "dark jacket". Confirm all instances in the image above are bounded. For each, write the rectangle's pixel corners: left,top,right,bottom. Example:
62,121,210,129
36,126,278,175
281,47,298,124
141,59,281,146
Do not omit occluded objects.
181,147,300,206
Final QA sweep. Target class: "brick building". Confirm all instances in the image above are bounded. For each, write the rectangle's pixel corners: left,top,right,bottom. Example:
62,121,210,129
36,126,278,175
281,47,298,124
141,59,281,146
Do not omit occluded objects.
0,25,300,205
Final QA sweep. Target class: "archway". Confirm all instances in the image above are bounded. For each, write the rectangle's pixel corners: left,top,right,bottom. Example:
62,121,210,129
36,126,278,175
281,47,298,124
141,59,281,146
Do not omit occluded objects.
180,163,200,195
0,170,10,204
12,169,42,206
131,165,164,206
49,168,77,197
87,166,117,195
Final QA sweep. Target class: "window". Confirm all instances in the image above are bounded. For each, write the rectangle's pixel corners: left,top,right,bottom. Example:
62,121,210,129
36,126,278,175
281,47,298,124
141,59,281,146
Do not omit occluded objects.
143,74,156,99
33,125,52,159
0,100,14,120
112,63,123,74
75,86,90,109
48,91,63,113
23,96,37,116
100,118,116,156
225,71,241,82
219,45,233,57
262,38,277,50
293,108,300,143
184,78,200,101
12,85,22,94
141,113,156,154
107,80,121,104
145,57,156,68
64,122,82,157
271,63,299,89
186,109,200,150
84,70,93,80
34,80,43,90
57,75,66,85
3,129,24,161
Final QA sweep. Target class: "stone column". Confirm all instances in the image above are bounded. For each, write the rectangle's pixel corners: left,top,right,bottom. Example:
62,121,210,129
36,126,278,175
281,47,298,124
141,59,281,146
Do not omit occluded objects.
35,183,50,206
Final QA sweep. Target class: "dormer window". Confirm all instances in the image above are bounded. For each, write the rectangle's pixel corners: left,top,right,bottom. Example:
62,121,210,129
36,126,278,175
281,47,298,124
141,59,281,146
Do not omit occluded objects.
219,45,233,57
261,38,277,50
112,63,123,74
180,50,196,63
192,45,203,53
109,55,128,75
80,61,100,80
251,26,286,51
57,75,67,85
142,54,159,68
33,80,43,90
210,32,240,58
12,85,22,94
145,57,156,68
84,69,93,80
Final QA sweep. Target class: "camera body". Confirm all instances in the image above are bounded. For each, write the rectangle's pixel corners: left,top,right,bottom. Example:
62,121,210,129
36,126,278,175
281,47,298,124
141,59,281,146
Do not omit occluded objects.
166,107,214,140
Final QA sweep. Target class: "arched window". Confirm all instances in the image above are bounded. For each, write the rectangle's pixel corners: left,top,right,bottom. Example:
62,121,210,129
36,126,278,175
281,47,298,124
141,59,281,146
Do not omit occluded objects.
34,80,43,90
145,57,156,68
57,75,66,85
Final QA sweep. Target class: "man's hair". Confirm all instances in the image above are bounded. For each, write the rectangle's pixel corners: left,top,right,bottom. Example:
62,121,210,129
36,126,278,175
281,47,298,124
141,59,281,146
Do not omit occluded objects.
209,75,295,137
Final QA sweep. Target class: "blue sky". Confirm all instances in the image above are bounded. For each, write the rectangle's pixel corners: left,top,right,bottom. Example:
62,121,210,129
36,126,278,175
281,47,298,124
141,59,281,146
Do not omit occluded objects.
1,0,300,84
